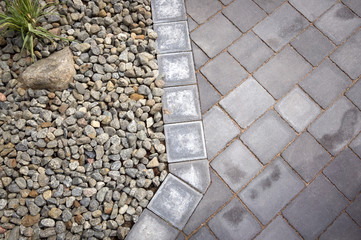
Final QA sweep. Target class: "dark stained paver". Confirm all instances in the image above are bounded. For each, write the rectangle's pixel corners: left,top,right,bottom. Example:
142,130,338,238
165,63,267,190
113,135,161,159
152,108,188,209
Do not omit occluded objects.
254,216,301,240
289,0,336,22
319,213,361,240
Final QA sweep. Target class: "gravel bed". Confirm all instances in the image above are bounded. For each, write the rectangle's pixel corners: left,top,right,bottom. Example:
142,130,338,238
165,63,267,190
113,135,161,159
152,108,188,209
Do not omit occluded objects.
0,0,167,239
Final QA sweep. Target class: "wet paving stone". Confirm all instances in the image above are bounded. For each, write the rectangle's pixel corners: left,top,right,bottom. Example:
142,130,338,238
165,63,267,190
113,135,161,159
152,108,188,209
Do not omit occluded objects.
253,0,286,14
254,216,301,240
347,194,361,226
319,213,361,240
189,226,216,240
289,0,336,22
152,0,187,23
346,80,361,109
154,21,191,53
185,0,222,24
197,73,221,114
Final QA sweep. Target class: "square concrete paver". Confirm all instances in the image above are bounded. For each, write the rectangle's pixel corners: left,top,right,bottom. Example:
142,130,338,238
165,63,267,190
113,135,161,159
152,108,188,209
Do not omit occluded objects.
241,110,296,164
253,4,309,51
239,158,304,224
275,87,321,132
189,227,216,240
342,0,361,16
331,29,361,80
147,174,203,229
283,175,348,240
291,26,335,66
300,59,351,109
289,0,336,22
350,133,361,158
203,106,240,160
323,148,361,200
201,52,248,95
223,0,266,33
315,3,361,45
308,97,361,155
347,194,361,226
191,42,209,70
154,22,191,53
254,216,301,240
320,213,361,240
185,0,222,24
191,13,242,58
282,132,331,182
228,31,274,73
197,73,221,114
346,80,361,109
253,0,286,14
152,0,187,23
211,140,262,192
220,77,275,128
254,46,312,99
208,198,261,240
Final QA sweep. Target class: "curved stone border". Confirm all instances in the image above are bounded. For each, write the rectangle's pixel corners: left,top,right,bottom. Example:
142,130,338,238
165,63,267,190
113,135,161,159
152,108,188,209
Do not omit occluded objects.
126,0,210,239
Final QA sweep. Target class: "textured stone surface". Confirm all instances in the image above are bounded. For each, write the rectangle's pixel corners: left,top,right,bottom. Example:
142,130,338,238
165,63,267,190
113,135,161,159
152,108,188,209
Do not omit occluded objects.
346,80,361,109
152,0,186,22
320,213,361,240
154,22,191,53
289,0,336,21
189,227,216,240
197,73,221,113
185,0,222,24
347,194,361,226
255,216,301,240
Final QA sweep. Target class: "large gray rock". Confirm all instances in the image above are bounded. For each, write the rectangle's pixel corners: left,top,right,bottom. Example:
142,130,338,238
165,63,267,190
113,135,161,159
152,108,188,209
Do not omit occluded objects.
19,47,75,91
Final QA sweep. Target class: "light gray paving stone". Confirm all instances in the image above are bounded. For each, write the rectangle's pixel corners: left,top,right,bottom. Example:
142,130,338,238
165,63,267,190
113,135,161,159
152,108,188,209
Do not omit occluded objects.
163,85,201,123
289,0,336,22
228,31,273,73
323,148,361,200
154,21,191,53
320,213,361,240
164,121,207,162
208,198,261,240
254,46,312,99
275,87,321,132
300,59,351,109
189,227,216,240
191,13,242,58
169,160,210,193
201,52,248,95
331,29,361,80
282,132,331,182
291,26,335,66
241,110,297,164
152,0,187,23
197,73,221,114
183,170,233,235
223,0,266,33
346,80,361,109
203,106,240,160
253,0,286,14
191,42,209,70
315,3,361,45
125,209,179,240
220,77,275,128
342,0,361,16
211,140,262,192
308,97,361,155
350,133,361,158
253,4,309,51
185,0,222,24
255,216,301,240
239,158,304,224
347,194,361,226
158,52,196,87
147,174,203,229
187,16,198,32
283,175,348,240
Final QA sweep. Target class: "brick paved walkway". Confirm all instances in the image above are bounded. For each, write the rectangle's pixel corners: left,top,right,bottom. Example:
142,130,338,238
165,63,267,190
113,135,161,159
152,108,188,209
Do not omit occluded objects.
179,0,361,239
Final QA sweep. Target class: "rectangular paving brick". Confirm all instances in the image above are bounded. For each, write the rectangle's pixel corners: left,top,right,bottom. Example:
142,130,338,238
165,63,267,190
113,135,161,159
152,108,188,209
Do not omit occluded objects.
223,0,266,33
255,216,301,240
239,158,304,224
253,4,309,51
283,175,348,240
185,0,222,24
152,0,187,23
350,133,361,158
254,0,286,13
220,77,275,128
197,73,221,114
347,194,361,226
241,110,297,164
320,213,361,240
282,132,331,182
254,46,312,99
189,227,216,240
208,198,261,240
191,13,242,58
342,0,361,16
289,0,336,22
154,21,191,53
346,80,361,109
308,97,361,156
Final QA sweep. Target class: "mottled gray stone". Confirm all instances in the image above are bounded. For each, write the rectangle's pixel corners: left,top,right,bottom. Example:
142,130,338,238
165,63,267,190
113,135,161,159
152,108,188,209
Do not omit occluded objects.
283,175,348,240
197,73,221,114
308,97,361,155
350,133,361,158
276,87,321,132
189,227,216,240
208,198,261,240
347,194,361,226
342,0,361,16
239,158,304,224
255,216,301,240
220,77,275,128
152,0,186,23
203,106,240,160
211,140,262,192
125,209,179,240
169,160,210,193
228,31,273,73
164,121,207,162
241,110,296,164
253,4,308,51
191,13,242,58
191,42,209,70
254,0,286,13
346,80,361,109
201,52,248,95
163,85,201,123
147,174,203,229
223,0,266,32
320,213,361,240
289,0,336,21
282,132,331,182
158,52,196,87
185,0,222,24
254,46,312,99
154,22,191,53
